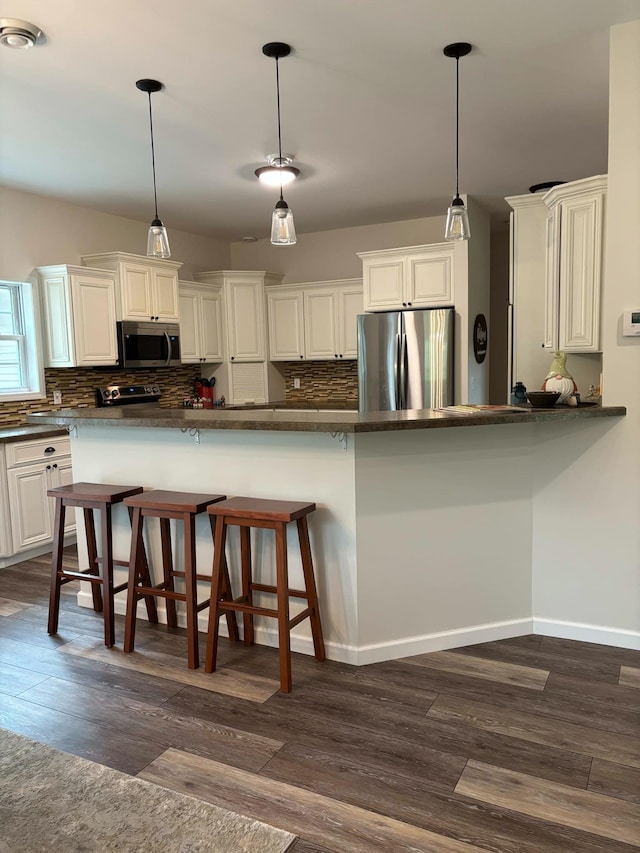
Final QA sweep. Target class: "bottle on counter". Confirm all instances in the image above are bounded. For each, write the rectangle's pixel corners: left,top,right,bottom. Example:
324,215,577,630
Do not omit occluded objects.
511,381,527,406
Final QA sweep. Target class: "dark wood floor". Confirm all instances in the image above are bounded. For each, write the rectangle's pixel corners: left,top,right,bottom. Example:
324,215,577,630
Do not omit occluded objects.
1,548,639,852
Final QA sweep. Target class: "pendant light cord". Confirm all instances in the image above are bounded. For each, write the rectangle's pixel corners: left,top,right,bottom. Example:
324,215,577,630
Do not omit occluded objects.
275,57,284,202
455,55,460,199
147,93,159,220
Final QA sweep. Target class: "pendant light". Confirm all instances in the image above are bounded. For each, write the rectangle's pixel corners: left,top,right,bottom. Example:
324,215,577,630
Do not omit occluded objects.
443,42,472,242
262,42,297,246
136,79,171,258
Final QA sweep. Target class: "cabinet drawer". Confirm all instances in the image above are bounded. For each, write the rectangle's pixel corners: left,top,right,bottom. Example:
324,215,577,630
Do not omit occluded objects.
6,436,71,468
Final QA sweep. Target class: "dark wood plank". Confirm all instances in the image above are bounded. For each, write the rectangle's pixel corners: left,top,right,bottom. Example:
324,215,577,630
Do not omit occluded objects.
19,676,284,772
427,694,640,770
402,649,550,690
539,635,640,669
0,660,48,696
140,748,487,853
450,640,621,684
0,691,163,774
456,760,640,847
262,741,632,853
589,760,640,805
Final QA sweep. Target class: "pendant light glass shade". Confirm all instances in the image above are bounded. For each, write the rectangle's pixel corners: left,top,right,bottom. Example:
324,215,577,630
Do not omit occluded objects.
136,79,171,258
443,43,472,242
262,43,297,247
271,197,297,245
444,196,470,242
147,218,171,258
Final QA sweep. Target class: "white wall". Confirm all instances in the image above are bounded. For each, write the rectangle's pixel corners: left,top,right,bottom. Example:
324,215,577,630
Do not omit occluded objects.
0,185,230,282
531,20,640,647
230,214,447,282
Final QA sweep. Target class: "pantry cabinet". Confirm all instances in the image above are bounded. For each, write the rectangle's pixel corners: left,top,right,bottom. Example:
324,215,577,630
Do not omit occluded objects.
358,243,455,312
1,435,74,559
178,281,224,364
81,252,183,322
543,175,607,352
35,265,118,367
267,279,363,361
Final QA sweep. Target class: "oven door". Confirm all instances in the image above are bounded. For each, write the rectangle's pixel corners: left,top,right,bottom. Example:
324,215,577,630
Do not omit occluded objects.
117,321,181,367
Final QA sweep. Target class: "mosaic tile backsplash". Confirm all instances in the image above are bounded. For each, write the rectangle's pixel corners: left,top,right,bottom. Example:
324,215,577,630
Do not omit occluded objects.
283,360,358,402
0,366,200,427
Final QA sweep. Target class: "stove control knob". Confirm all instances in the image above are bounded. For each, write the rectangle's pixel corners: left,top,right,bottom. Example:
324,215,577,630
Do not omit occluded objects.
152,386,159,394
103,390,111,398
111,389,119,398
144,386,151,394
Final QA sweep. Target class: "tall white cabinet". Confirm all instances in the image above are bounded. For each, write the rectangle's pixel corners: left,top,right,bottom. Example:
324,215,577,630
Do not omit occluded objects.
193,270,285,404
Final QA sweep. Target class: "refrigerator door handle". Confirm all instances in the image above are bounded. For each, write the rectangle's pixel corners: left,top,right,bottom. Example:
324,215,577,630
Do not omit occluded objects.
399,333,407,409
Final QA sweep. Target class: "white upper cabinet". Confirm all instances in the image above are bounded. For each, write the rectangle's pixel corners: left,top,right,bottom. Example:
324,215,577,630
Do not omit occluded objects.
267,286,305,360
359,243,454,312
266,279,363,361
543,175,607,352
178,281,224,364
35,265,118,367
81,252,182,322
194,271,283,363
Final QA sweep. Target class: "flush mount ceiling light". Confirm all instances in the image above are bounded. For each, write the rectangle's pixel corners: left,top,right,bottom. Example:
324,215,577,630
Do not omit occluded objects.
262,42,297,246
136,78,171,259
0,18,42,49
255,154,300,187
443,42,472,242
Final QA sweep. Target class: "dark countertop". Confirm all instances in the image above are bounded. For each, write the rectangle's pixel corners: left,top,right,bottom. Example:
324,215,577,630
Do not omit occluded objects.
0,424,68,444
26,404,626,435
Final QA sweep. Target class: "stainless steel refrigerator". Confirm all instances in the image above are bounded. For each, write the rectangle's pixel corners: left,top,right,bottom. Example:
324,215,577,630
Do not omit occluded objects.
357,308,455,412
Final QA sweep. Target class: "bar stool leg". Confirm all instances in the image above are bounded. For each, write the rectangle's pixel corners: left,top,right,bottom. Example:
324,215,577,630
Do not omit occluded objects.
159,517,178,629
183,511,199,669
240,526,254,645
275,522,292,693
127,506,158,625
100,503,115,648
205,517,227,673
208,516,240,643
83,508,103,613
47,498,66,635
297,516,326,662
124,505,144,654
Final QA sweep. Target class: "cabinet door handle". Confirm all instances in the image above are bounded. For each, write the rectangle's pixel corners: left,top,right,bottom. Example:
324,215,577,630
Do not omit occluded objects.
339,354,343,358
231,356,235,361
407,302,412,307
46,465,51,470
300,354,303,359
44,447,55,454
52,463,58,469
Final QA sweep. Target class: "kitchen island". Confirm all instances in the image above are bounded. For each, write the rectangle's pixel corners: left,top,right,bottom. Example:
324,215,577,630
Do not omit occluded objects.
28,404,627,663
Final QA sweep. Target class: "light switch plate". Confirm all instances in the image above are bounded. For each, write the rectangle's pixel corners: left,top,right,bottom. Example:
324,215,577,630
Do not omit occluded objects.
53,390,62,404
294,378,301,389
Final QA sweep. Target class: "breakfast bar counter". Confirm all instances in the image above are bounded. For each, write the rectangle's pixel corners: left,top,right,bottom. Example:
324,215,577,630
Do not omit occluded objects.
27,404,627,664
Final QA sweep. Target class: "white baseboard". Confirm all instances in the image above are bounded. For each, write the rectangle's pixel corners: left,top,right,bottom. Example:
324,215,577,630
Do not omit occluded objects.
533,617,640,651
77,590,535,665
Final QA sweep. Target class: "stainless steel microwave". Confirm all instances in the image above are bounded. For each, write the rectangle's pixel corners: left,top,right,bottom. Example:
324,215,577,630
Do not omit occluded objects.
116,321,181,368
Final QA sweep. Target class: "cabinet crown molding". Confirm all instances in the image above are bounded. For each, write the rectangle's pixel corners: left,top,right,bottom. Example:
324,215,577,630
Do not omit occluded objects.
32,264,115,278
194,270,283,286
357,242,452,260
266,277,363,290
505,194,548,211
543,175,608,209
80,251,183,271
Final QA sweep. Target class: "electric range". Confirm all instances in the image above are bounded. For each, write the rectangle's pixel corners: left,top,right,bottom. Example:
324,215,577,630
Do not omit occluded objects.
96,384,162,407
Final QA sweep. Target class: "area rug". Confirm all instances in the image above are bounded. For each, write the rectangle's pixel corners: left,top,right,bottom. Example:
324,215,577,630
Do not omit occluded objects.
0,728,295,852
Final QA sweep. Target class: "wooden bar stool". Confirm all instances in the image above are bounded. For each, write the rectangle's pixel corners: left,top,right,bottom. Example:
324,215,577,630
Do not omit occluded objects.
123,490,239,669
47,482,158,647
205,497,326,692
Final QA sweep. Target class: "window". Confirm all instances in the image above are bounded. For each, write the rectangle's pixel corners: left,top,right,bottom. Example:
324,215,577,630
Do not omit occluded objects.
0,280,44,401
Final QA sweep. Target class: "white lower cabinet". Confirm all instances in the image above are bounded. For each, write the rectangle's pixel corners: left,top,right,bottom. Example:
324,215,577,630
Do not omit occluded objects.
2,435,74,558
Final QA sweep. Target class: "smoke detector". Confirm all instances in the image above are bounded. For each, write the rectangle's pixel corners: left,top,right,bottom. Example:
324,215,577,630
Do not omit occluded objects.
0,18,42,49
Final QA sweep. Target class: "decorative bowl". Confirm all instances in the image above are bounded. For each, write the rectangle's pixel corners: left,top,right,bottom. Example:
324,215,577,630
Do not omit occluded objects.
526,391,561,408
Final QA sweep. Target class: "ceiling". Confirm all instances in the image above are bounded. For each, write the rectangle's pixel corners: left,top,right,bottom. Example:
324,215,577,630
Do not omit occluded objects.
1,0,639,241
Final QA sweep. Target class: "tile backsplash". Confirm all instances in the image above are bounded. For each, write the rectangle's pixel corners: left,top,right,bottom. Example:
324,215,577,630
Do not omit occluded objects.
283,360,358,402
0,365,200,427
